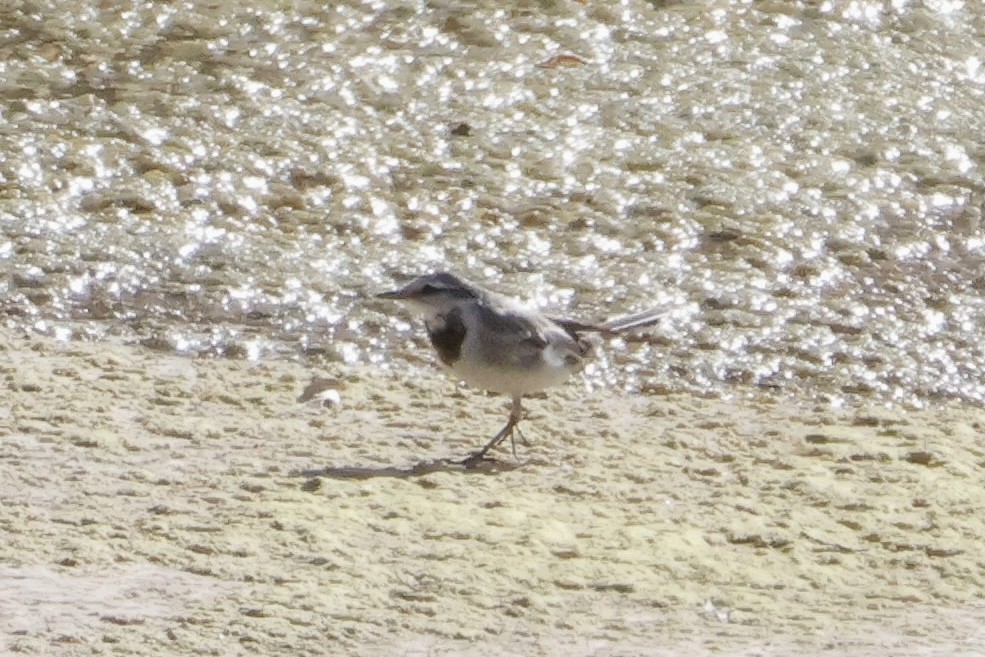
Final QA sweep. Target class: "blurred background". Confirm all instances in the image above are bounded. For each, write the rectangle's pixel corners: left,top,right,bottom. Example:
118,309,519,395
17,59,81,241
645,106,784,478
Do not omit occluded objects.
1,0,983,406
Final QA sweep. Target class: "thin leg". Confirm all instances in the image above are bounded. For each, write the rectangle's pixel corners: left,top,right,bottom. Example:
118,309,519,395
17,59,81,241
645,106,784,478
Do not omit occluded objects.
462,396,524,463
506,396,527,457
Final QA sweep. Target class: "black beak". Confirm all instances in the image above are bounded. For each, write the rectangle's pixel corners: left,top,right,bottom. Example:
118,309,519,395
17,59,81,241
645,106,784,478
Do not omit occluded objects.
376,289,405,300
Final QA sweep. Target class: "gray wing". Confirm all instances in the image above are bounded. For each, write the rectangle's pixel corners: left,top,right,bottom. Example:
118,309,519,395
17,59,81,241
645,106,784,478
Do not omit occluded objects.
470,303,582,369
475,303,548,348
549,317,603,339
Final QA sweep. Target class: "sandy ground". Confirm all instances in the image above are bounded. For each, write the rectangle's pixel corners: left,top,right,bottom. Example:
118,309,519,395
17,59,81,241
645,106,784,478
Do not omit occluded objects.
2,327,984,656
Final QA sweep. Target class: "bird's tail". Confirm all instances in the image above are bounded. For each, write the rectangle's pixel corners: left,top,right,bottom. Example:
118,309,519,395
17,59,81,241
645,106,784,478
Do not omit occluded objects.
551,308,663,338
600,308,664,333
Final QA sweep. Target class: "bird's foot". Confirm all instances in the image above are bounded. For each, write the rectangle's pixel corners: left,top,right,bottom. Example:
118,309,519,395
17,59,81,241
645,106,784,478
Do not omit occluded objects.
457,450,494,468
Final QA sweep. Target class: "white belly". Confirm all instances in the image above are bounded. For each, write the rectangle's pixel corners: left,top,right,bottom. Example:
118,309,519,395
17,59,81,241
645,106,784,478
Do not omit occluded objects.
445,339,581,396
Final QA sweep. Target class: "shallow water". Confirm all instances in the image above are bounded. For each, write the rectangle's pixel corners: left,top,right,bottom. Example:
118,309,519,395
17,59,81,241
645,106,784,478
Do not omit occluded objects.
1,0,983,406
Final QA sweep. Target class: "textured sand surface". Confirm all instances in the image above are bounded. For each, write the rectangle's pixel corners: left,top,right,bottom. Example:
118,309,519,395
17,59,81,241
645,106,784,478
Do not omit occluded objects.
2,328,984,655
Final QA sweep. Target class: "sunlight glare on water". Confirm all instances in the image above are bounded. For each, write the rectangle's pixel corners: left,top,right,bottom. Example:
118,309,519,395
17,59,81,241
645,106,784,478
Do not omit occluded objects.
1,0,984,406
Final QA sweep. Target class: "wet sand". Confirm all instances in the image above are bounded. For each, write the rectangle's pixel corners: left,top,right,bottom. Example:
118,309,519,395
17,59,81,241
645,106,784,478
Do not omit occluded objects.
2,327,984,655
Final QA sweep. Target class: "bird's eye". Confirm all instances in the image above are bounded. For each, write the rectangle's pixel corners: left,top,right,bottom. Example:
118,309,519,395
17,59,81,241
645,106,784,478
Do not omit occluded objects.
420,284,437,295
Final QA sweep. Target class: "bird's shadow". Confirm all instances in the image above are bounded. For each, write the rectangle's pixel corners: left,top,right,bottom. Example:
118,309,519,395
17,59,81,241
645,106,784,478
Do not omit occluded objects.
292,455,524,486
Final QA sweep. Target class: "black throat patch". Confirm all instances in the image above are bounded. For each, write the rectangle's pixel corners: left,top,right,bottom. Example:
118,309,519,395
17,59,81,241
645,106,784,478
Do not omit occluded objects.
425,307,467,366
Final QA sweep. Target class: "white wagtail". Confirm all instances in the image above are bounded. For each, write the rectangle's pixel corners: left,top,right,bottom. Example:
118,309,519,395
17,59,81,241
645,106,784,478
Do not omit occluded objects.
377,272,661,464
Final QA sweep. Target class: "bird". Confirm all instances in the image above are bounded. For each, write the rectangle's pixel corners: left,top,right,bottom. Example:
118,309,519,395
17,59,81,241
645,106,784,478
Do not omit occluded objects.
376,272,662,464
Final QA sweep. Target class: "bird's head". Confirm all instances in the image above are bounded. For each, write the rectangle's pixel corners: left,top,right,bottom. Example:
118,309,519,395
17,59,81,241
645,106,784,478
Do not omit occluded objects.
376,272,480,319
